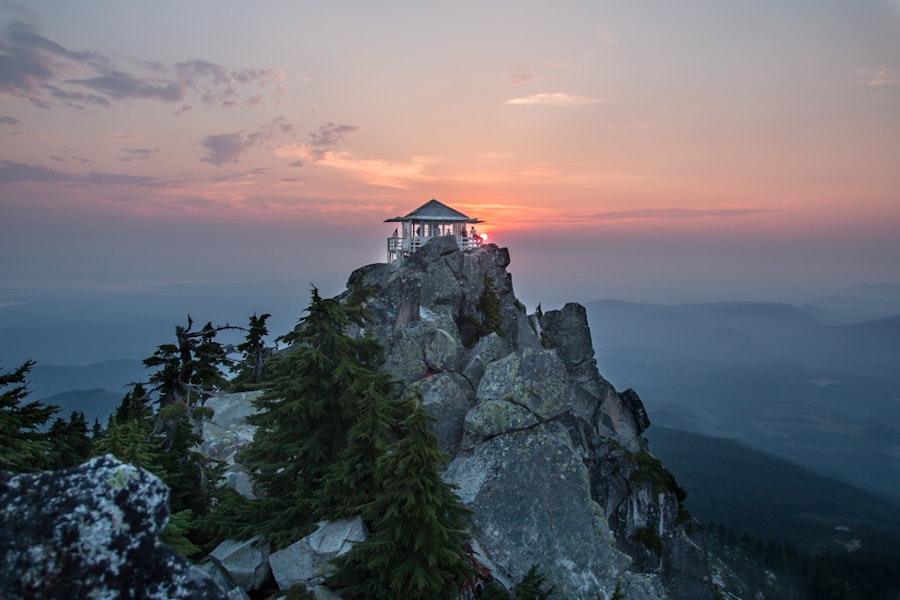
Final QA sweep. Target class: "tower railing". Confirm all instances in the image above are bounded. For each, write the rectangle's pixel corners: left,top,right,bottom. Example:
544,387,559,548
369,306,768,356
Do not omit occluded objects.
387,234,482,262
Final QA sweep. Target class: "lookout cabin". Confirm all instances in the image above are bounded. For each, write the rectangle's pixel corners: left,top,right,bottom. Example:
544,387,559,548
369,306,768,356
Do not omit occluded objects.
385,199,484,263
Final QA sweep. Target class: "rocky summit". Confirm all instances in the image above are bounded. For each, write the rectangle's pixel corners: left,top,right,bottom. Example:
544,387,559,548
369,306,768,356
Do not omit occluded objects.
202,236,714,599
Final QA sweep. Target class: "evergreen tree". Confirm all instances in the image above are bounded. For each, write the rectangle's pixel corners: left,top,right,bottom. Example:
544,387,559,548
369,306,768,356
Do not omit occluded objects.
0,360,58,473
113,383,153,425
512,564,556,600
143,317,235,407
46,410,91,469
232,312,272,389
314,377,397,520
328,394,475,600
236,287,398,548
477,273,505,338
93,416,162,471
90,417,104,440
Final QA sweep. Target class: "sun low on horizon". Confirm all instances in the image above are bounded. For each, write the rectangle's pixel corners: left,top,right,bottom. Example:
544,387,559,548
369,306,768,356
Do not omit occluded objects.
1,0,898,302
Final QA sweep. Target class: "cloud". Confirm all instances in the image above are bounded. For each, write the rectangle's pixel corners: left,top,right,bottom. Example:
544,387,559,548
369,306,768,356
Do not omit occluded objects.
505,92,609,106
120,148,159,162
82,172,160,186
316,152,436,188
309,122,358,148
580,208,770,221
852,66,898,88
202,133,248,166
0,160,74,183
521,164,562,178
42,83,111,109
0,20,111,96
597,25,615,45
275,144,436,189
66,70,185,102
201,116,295,166
0,19,282,110
307,122,359,160
507,69,536,86
0,159,163,186
0,116,21,125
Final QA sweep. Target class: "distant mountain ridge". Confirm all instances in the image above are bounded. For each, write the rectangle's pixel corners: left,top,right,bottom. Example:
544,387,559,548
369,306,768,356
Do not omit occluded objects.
646,426,900,552
586,299,900,500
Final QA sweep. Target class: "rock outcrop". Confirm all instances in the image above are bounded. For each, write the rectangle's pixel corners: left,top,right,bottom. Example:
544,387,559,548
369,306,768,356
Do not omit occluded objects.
0,455,226,599
198,237,713,599
343,238,714,599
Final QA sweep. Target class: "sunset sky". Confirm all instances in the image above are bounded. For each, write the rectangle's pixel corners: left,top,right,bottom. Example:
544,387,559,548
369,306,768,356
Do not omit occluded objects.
2,0,899,310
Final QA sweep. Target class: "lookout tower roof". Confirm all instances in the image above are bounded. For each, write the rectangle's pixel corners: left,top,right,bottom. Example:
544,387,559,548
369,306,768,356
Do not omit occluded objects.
384,198,483,223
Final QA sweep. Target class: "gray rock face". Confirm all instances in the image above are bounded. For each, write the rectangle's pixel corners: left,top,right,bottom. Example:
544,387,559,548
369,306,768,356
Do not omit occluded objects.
201,391,263,499
268,518,367,590
445,423,628,599
415,372,474,454
343,238,714,600
0,455,226,599
209,535,271,591
476,348,573,421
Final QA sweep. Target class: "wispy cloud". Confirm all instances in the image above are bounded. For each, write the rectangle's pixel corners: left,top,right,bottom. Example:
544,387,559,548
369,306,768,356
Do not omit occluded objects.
852,66,898,88
521,163,562,178
597,25,615,45
0,116,21,125
0,159,165,186
0,160,74,183
0,19,282,111
579,208,770,221
507,69,536,86
307,122,359,160
201,116,294,166
81,172,160,186
505,92,609,106
120,148,159,162
481,151,514,159
275,144,437,189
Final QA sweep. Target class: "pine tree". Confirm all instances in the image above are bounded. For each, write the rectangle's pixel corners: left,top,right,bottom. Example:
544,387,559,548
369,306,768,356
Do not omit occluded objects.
477,273,505,338
46,410,91,469
328,394,475,600
512,564,556,600
314,377,397,520
232,312,272,389
143,317,235,407
113,383,153,425
236,287,398,548
0,360,58,473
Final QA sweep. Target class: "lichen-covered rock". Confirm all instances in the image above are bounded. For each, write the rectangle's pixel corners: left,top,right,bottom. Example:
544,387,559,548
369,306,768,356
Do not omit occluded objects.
445,423,629,599
460,331,511,386
461,399,538,449
268,518,367,590
476,348,573,420
0,455,226,599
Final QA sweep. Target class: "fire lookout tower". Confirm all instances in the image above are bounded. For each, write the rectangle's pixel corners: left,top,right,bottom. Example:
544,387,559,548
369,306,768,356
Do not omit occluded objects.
385,199,484,263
